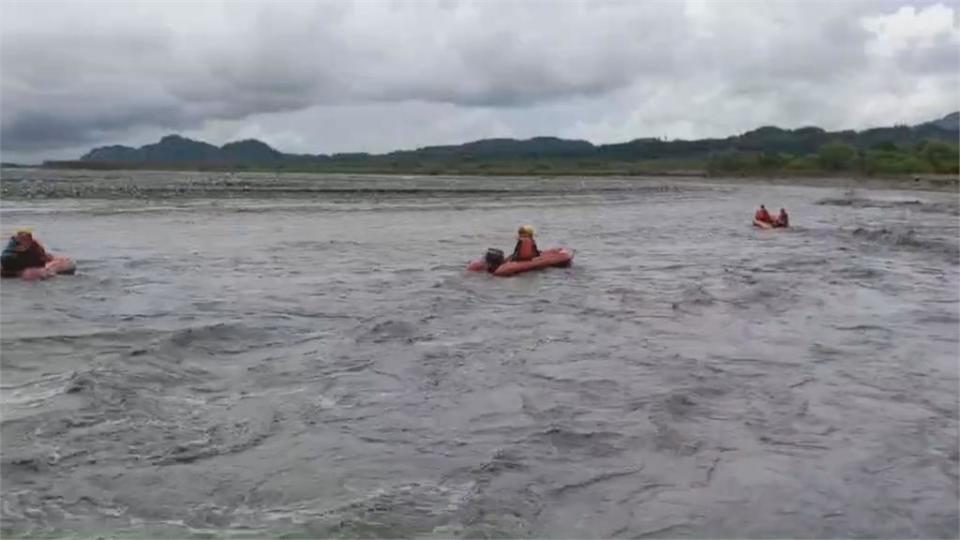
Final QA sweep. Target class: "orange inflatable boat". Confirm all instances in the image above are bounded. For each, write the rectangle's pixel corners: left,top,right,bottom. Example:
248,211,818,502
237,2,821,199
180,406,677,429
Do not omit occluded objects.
467,247,574,277
753,219,787,229
753,218,774,229
20,257,76,280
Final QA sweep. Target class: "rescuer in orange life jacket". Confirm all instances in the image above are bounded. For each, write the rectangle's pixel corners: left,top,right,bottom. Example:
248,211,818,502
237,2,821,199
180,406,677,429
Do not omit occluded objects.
754,205,773,224
1,228,53,278
510,225,541,262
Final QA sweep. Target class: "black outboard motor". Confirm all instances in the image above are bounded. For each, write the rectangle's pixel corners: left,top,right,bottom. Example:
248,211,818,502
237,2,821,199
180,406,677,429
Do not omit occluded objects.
484,248,505,271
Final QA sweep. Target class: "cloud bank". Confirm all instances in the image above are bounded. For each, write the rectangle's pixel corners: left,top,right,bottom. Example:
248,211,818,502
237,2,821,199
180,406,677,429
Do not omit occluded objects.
2,0,957,162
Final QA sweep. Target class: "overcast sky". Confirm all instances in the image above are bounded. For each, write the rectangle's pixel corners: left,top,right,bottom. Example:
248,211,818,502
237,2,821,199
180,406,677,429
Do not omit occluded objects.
2,0,957,162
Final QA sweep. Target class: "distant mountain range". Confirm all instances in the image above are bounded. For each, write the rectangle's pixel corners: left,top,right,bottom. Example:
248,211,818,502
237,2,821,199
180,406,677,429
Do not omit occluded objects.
930,112,959,131
50,112,959,170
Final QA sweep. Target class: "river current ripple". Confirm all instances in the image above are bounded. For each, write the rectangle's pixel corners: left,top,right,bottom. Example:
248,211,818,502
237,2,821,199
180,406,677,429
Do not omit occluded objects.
1,170,957,538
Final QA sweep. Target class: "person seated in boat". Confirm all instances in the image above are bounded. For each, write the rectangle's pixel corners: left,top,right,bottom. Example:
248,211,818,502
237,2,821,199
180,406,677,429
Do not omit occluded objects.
774,208,789,227
510,225,541,262
754,205,773,224
1,228,53,277
483,248,506,273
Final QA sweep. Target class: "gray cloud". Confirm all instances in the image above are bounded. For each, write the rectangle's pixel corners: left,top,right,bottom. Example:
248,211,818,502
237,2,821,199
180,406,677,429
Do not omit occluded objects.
1,0,957,162
894,31,960,74
2,104,189,151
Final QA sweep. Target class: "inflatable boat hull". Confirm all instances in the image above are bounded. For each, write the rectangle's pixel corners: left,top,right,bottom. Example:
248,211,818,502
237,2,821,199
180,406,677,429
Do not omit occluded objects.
468,248,574,277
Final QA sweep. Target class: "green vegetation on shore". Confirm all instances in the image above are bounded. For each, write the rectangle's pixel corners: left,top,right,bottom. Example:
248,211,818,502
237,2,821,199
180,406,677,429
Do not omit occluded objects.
43,156,710,177
706,139,959,177
37,112,959,180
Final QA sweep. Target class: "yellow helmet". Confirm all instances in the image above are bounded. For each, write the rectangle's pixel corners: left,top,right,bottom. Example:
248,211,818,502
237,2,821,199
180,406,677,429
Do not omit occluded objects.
13,227,32,235
518,224,535,237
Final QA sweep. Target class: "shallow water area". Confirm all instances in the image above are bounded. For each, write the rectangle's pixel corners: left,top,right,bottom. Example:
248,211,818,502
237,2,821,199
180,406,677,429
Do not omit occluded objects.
1,169,958,538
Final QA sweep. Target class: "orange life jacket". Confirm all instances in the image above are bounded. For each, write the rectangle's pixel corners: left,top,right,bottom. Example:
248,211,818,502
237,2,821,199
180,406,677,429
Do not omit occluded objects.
513,237,540,261
755,208,772,223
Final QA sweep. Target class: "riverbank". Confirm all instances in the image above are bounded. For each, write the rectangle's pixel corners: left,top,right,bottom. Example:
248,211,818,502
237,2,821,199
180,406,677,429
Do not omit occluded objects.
682,172,959,193
3,166,957,199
